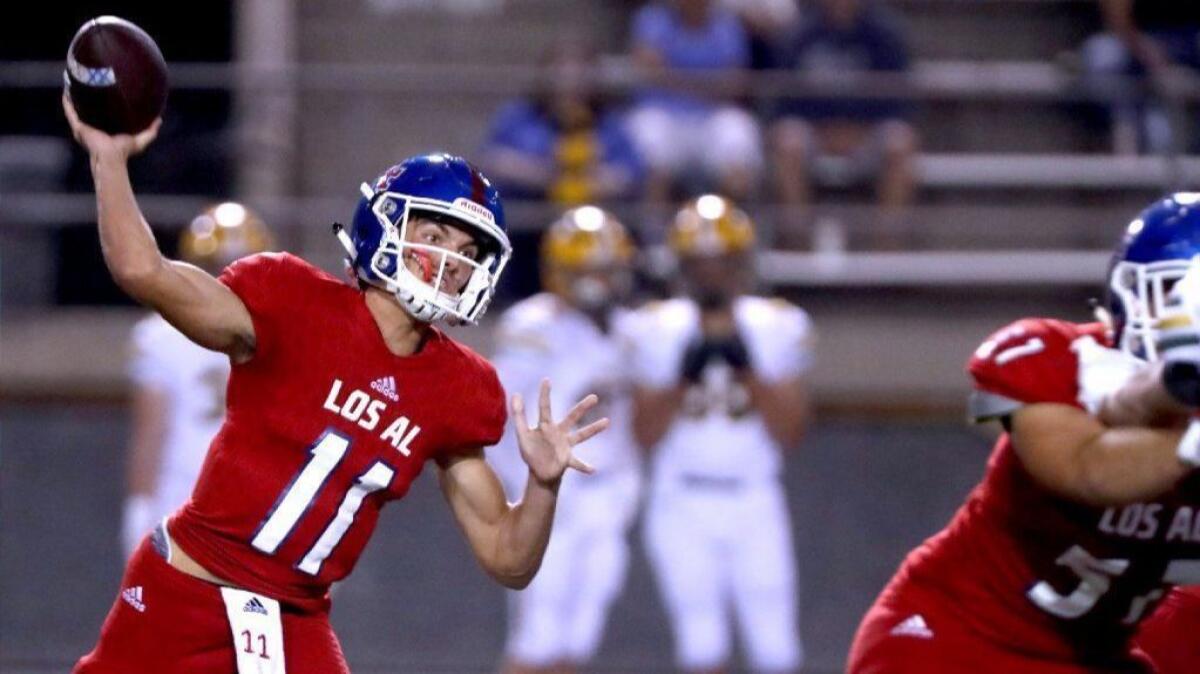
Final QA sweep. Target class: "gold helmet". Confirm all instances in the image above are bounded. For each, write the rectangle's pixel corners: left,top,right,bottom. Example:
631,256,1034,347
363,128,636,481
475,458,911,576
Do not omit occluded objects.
541,205,635,306
668,194,755,258
179,202,273,271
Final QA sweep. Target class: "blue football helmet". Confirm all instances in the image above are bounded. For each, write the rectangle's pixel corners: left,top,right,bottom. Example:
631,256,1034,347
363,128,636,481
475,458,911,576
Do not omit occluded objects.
1108,193,1200,359
335,154,511,324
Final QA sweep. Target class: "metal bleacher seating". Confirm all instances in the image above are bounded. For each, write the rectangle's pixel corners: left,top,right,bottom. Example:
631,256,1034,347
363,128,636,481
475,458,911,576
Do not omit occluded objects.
5,0,1199,410
4,1,1200,298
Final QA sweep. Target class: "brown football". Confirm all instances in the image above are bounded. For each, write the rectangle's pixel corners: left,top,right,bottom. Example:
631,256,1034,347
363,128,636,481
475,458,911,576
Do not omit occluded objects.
65,16,168,135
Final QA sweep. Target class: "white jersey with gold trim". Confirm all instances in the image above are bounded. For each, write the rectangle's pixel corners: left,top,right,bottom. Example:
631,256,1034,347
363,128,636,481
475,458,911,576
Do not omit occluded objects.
628,295,811,671
487,292,642,665
624,295,813,485
488,293,639,488
129,314,230,519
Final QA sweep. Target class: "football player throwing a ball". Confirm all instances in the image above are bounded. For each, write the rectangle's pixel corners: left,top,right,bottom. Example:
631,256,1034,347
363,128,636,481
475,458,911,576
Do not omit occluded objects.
64,94,608,673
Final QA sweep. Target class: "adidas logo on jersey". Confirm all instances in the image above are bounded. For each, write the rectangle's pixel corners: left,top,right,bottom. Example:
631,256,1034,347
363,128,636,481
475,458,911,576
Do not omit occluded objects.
243,596,269,616
121,586,146,613
890,614,933,639
370,376,399,402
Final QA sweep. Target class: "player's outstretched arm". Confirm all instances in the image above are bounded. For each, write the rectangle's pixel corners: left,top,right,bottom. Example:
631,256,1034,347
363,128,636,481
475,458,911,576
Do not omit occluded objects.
1011,402,1193,507
435,380,607,589
63,94,255,361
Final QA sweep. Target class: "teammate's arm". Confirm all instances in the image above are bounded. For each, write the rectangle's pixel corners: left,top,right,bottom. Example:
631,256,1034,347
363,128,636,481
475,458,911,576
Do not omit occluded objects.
1098,361,1193,429
63,95,256,361
435,381,607,589
1010,402,1192,507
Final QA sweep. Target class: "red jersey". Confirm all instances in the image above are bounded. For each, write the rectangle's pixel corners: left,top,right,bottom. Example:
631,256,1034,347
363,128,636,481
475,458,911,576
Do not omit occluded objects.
883,318,1200,666
168,253,506,611
1135,585,1200,673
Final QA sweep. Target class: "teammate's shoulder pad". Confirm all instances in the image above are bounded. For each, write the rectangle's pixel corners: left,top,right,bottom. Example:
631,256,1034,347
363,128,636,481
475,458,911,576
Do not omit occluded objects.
972,318,1087,364
966,317,1092,420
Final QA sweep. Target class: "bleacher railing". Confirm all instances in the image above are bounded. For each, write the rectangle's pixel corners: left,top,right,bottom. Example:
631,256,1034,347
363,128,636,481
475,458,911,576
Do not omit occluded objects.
4,59,1200,288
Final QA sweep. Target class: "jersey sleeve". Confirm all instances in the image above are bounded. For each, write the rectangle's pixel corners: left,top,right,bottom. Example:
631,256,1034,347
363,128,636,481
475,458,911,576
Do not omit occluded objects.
128,316,172,389
966,318,1085,422
442,349,509,455
218,252,304,363
622,304,685,389
487,307,556,492
473,363,508,449
753,302,815,382
492,308,555,409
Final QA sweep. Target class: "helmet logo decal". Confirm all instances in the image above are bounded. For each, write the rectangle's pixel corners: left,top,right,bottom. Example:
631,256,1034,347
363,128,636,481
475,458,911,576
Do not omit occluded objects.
469,167,487,204
375,165,403,192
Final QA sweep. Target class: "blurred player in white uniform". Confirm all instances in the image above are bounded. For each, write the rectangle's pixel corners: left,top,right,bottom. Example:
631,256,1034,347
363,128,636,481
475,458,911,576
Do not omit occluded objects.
627,195,811,674
121,202,272,557
489,206,641,673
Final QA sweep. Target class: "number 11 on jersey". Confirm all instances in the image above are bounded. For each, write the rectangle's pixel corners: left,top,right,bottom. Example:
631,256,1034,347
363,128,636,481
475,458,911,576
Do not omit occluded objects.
251,430,395,575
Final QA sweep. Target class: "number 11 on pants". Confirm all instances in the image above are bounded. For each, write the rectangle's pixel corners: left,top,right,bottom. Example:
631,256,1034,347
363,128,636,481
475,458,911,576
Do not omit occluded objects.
221,587,286,674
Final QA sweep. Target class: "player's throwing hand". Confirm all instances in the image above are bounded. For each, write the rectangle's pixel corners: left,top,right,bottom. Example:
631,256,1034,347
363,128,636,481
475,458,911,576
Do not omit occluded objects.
512,379,608,484
63,91,161,161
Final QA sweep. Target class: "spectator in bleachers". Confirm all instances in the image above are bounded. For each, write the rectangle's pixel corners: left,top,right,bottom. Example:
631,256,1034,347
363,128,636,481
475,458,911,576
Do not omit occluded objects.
1081,1,1200,155
479,40,644,300
718,0,800,70
767,0,917,247
627,0,763,209
479,40,643,207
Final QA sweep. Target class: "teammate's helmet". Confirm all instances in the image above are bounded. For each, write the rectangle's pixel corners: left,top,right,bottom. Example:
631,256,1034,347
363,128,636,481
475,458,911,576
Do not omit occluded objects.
668,194,755,259
1108,193,1200,359
337,154,512,324
179,202,273,271
541,206,635,308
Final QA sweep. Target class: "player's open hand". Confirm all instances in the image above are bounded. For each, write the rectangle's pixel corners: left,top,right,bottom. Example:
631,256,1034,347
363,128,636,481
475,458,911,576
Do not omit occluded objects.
63,91,161,161
512,379,608,486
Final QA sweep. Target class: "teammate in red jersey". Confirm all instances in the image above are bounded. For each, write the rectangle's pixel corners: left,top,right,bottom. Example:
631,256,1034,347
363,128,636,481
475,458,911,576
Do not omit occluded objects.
848,193,1200,674
63,95,609,673
1135,585,1200,674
